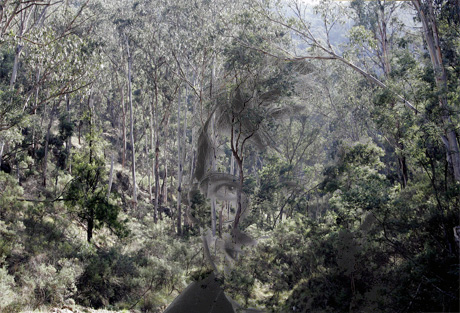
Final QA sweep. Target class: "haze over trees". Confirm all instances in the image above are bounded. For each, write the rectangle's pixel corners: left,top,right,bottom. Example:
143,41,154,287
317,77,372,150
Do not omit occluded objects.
0,0,458,312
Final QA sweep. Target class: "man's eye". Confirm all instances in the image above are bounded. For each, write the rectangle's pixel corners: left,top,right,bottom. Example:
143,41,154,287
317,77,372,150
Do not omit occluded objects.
214,183,237,196
208,183,238,201
200,172,241,201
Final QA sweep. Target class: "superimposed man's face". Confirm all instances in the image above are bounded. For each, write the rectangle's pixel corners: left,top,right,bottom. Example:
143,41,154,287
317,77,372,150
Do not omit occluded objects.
199,172,249,222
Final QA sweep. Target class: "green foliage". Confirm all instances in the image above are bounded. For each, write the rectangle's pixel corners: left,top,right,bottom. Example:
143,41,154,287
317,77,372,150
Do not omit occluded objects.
0,83,27,132
226,198,459,312
76,228,202,310
222,136,459,312
0,0,459,311
65,152,128,241
251,156,295,228
76,247,139,308
21,257,83,308
0,172,27,261
187,189,211,232
322,142,385,193
0,265,17,312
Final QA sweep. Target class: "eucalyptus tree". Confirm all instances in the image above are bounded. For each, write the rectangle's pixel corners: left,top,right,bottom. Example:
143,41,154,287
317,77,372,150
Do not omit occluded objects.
163,0,229,234
105,2,140,208
0,1,94,177
126,0,186,222
410,0,460,181
95,0,160,209
131,0,256,231
0,0,53,42
250,0,460,183
0,1,98,188
342,0,421,187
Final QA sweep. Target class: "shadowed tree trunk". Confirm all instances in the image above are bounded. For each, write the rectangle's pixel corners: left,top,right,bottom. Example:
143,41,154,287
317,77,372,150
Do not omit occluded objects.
211,113,217,236
107,152,114,200
177,87,183,235
154,102,160,223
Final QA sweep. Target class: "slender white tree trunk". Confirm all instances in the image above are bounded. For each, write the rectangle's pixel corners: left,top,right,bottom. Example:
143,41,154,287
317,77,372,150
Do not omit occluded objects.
126,38,137,207
121,83,126,169
0,141,4,168
9,5,30,88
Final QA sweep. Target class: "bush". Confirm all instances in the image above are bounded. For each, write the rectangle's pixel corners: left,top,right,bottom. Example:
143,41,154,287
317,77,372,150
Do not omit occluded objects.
76,247,139,308
0,266,17,311
20,256,82,308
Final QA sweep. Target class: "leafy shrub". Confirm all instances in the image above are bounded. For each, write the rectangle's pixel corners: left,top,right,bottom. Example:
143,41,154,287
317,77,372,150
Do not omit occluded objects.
20,256,82,308
76,247,139,308
0,265,17,311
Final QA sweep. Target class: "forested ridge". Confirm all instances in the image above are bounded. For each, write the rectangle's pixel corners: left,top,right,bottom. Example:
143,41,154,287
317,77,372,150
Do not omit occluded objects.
0,0,459,312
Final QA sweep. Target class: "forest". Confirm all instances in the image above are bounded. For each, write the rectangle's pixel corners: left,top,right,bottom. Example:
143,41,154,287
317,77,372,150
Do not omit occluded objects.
0,0,459,312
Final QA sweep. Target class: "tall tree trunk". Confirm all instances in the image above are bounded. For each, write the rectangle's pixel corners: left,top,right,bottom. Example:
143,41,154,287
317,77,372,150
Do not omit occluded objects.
378,3,391,75
107,153,114,200
114,68,126,170
185,82,194,229
65,95,72,174
87,93,94,242
126,38,137,207
210,113,217,236
163,162,168,207
218,208,223,238
230,152,235,176
229,109,246,231
120,80,126,169
78,120,82,145
43,104,57,187
9,5,30,88
398,141,408,188
0,141,4,168
88,94,94,164
210,60,217,236
232,156,244,230
160,115,170,220
375,3,409,188
412,0,460,181
149,98,154,203
146,130,152,202
188,91,197,187
177,87,183,235
182,84,188,227
10,44,23,88
154,109,160,224
87,207,94,243
31,67,41,158
16,152,19,183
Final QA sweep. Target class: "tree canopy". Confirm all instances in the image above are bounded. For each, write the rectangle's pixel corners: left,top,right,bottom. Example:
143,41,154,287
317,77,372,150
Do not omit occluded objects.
0,0,458,312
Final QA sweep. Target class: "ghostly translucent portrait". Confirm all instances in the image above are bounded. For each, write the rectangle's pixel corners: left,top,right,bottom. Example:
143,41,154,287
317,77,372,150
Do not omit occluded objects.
164,59,315,313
